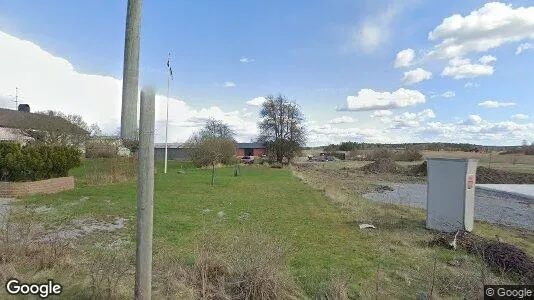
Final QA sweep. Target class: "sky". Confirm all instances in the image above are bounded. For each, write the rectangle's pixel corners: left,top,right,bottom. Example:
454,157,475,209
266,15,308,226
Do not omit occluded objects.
1,0,534,146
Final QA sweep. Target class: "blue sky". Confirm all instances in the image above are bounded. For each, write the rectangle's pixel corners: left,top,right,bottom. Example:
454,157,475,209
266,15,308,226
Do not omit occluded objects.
1,0,533,146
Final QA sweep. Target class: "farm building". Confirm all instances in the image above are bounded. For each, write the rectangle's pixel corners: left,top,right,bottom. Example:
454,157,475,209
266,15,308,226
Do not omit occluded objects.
236,142,265,157
153,142,265,161
154,143,191,161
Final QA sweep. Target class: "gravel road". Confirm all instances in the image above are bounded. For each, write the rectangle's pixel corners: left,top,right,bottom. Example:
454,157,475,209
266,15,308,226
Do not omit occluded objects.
363,184,534,231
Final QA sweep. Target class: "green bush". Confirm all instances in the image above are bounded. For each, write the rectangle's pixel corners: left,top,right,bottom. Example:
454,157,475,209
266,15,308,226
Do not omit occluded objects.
0,141,81,182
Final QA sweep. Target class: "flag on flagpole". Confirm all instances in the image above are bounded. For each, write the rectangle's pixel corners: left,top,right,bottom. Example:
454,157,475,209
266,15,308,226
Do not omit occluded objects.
166,55,173,80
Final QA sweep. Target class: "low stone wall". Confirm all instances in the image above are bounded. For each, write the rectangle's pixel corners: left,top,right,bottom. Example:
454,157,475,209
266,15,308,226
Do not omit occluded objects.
0,176,75,198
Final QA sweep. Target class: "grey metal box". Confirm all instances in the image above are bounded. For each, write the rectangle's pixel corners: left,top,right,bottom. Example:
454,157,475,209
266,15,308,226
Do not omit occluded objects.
426,158,478,232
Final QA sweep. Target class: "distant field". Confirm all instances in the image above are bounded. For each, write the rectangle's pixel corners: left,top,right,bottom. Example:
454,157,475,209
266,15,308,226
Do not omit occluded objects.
423,150,534,164
300,149,534,174
423,151,534,173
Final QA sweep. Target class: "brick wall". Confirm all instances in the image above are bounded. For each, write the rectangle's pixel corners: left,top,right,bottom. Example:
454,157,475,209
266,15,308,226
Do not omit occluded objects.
253,148,265,156
236,148,265,157
0,176,75,198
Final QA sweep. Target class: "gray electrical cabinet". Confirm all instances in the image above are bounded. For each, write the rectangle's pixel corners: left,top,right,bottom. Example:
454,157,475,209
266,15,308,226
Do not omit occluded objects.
426,158,478,232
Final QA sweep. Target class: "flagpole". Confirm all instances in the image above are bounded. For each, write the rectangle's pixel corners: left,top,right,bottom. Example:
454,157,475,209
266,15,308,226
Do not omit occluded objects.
164,53,170,174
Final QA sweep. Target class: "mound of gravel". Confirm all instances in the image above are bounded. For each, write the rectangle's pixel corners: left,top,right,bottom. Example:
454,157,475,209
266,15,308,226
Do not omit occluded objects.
476,166,534,184
431,231,534,283
361,158,401,174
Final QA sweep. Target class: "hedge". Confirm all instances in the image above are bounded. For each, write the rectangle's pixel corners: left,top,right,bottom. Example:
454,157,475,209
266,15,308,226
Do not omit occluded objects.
0,141,81,182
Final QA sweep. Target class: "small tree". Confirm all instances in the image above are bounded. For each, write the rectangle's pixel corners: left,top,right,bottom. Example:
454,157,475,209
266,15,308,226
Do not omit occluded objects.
190,138,236,185
258,94,306,164
187,119,237,185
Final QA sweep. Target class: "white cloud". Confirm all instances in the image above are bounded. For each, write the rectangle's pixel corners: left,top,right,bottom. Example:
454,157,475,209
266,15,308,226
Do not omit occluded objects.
391,109,436,129
478,100,517,108
340,88,426,111
401,68,432,85
421,115,534,143
370,110,393,117
246,96,266,107
463,114,483,125
441,56,494,79
464,82,479,88
394,48,415,68
428,2,534,59
307,123,392,145
223,81,236,88
512,113,529,120
239,57,254,63
441,91,455,98
0,30,258,143
516,43,534,55
431,91,455,98
346,3,406,53
478,55,497,64
327,116,357,124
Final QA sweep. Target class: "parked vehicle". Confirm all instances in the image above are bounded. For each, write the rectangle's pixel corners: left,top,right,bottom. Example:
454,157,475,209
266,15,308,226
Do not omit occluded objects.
240,156,254,164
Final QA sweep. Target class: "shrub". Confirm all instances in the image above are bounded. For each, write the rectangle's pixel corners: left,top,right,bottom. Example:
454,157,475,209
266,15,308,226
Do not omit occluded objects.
85,139,118,158
394,148,423,162
188,138,236,168
121,139,139,155
347,149,368,161
369,148,394,161
0,141,81,182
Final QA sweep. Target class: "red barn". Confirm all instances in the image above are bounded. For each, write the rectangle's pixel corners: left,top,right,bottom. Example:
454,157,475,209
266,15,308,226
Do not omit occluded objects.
236,142,265,157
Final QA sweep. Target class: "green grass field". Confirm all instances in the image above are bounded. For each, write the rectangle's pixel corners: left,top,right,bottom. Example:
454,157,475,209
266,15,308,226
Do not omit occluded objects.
4,159,533,299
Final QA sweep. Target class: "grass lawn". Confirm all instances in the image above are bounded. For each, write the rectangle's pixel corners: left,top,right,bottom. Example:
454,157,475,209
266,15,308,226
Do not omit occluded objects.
5,159,533,299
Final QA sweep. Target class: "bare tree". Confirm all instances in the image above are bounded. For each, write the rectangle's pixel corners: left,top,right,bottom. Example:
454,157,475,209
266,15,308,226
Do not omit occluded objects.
258,94,306,164
89,123,102,136
198,118,235,141
187,119,237,185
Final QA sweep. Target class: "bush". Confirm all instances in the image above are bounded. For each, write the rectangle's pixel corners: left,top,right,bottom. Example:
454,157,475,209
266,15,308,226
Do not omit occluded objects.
347,149,368,161
369,148,394,161
394,148,423,161
0,141,81,182
188,138,237,168
85,140,118,158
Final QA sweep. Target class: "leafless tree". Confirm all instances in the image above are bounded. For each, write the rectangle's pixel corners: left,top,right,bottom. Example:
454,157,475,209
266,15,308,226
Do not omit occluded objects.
187,119,237,185
258,95,306,164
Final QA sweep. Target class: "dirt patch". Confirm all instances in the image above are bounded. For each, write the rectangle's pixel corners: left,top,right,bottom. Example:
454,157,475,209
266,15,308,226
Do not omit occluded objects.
41,217,127,242
476,166,534,184
431,231,534,283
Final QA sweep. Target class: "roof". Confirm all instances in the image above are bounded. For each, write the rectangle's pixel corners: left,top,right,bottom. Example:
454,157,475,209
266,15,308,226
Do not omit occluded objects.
237,142,265,149
0,108,88,135
0,127,33,141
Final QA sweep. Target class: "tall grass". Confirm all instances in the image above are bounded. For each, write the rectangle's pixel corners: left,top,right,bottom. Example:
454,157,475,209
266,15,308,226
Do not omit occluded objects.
82,157,137,186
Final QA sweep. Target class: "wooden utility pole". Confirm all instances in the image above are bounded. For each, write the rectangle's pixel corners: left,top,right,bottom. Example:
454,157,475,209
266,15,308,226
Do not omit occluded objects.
135,89,155,299
121,0,143,140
